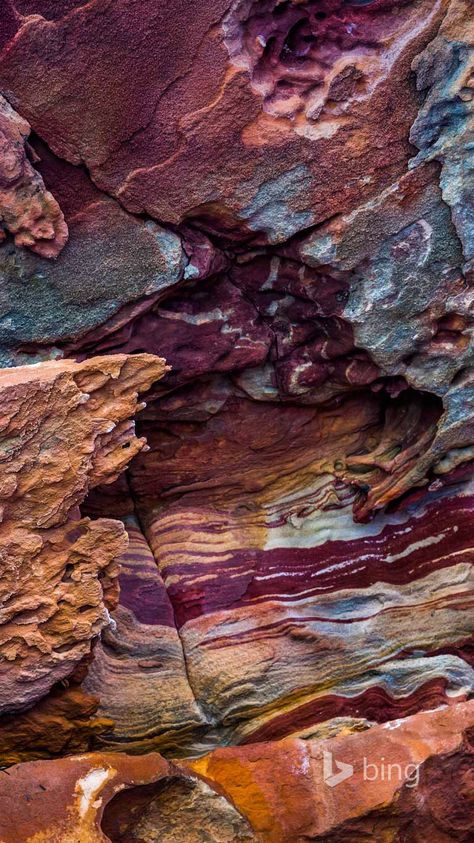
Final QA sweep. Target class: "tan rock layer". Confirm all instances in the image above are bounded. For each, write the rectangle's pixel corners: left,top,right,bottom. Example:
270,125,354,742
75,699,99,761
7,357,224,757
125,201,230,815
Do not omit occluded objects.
0,679,113,768
0,354,167,715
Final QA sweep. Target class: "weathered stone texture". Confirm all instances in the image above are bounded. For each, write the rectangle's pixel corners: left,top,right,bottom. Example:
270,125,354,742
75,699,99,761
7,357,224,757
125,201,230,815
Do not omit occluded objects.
0,0,473,837
0,704,473,842
0,354,166,720
0,94,67,258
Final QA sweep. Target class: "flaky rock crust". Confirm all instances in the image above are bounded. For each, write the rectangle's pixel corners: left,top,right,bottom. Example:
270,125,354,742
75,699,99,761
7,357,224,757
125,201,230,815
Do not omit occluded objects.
0,354,166,716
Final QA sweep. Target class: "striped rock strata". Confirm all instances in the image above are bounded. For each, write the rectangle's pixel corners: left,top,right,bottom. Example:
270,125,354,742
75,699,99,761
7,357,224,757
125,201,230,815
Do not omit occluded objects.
82,515,208,756
71,387,474,754
0,2,472,835
120,395,474,750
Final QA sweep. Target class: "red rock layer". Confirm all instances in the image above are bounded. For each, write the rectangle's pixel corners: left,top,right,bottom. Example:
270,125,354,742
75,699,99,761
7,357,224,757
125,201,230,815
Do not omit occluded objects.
0,0,444,242
0,703,473,842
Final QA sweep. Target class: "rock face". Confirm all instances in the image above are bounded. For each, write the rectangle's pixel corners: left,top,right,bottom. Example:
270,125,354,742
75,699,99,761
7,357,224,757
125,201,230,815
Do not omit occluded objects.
188,703,474,841
0,94,67,258
0,140,185,368
0,0,473,838
81,513,209,755
0,0,447,241
0,703,473,842
0,354,166,758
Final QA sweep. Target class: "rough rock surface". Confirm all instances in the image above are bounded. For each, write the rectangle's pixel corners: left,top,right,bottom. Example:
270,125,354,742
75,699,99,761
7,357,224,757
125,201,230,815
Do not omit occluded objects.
0,354,166,733
0,94,67,258
0,0,447,242
0,750,258,842
0,141,185,367
188,703,474,841
0,703,473,841
0,0,473,837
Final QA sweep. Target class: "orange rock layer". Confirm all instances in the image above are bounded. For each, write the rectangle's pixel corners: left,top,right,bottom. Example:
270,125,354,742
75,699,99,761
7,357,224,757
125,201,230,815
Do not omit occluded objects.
0,354,166,721
0,703,472,842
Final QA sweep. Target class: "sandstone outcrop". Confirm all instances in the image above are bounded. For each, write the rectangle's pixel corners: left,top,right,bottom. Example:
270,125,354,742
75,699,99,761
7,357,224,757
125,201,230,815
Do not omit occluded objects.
82,515,209,756
0,94,67,258
0,0,473,837
0,704,472,841
0,355,166,741
0,0,448,242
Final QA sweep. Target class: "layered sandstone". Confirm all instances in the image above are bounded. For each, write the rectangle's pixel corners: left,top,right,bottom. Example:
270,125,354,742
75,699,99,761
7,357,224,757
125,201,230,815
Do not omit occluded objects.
0,0,473,837
0,354,166,743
